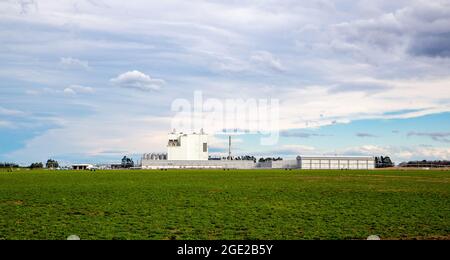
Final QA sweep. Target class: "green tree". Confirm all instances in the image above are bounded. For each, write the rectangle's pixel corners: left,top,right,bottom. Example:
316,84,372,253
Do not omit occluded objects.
30,162,44,169
46,159,59,169
121,156,134,168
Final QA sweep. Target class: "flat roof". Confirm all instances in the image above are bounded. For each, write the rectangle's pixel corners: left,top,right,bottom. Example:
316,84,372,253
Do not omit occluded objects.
297,156,374,160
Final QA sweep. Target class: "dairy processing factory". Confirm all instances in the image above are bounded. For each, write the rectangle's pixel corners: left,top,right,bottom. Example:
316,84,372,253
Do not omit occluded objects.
140,130,375,170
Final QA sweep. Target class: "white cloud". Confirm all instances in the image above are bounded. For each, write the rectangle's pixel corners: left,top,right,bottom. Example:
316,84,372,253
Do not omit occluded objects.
60,57,90,70
282,144,316,152
25,85,94,96
63,88,76,95
339,144,450,163
5,115,171,164
0,121,14,128
207,135,244,154
110,70,165,91
274,77,450,131
0,106,25,116
64,85,95,95
256,144,317,158
340,145,389,156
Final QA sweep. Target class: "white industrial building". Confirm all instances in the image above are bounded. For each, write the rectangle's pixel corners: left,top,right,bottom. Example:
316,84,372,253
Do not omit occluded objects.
142,130,255,169
140,130,376,170
167,130,208,160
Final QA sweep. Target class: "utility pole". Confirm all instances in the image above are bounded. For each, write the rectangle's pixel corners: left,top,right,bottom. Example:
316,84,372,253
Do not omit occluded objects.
228,135,231,160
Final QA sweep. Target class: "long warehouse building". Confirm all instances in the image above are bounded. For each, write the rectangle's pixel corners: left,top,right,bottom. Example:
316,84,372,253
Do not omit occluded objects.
298,156,374,170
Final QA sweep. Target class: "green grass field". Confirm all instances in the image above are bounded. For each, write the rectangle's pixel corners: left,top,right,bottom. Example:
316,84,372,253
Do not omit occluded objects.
0,169,449,240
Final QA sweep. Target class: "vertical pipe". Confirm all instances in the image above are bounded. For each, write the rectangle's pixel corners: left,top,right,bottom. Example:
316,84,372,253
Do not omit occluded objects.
228,135,231,160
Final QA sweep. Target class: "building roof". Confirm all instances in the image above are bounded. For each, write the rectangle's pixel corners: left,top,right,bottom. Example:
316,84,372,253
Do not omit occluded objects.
297,155,374,160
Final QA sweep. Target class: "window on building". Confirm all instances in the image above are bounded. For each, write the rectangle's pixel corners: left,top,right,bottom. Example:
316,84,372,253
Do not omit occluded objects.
203,143,207,152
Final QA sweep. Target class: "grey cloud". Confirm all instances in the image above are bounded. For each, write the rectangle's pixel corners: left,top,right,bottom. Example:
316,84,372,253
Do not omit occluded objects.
280,131,328,138
334,1,450,58
97,150,128,155
356,132,378,138
407,131,450,143
333,13,403,51
328,82,391,94
408,32,450,57
250,51,285,72
86,0,110,8
18,0,38,14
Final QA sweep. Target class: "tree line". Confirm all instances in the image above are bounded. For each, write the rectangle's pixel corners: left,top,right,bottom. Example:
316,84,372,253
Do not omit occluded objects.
28,159,59,169
1,160,59,169
258,157,283,163
399,160,450,168
0,162,19,168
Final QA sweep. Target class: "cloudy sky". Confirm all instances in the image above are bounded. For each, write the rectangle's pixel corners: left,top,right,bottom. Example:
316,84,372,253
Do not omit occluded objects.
1,0,450,165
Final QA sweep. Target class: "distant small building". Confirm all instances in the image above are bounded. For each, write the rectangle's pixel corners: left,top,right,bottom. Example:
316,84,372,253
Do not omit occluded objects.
111,164,123,169
72,164,94,170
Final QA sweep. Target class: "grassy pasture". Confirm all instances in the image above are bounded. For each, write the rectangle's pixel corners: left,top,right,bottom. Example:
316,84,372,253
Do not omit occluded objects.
0,169,449,240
